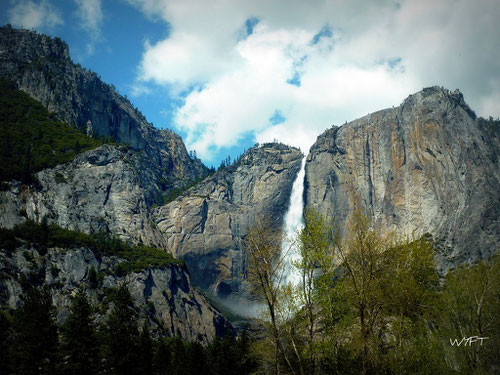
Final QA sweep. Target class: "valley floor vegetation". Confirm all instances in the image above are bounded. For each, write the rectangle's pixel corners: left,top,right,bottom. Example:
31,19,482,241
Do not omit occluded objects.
0,284,256,375
0,213,498,375
245,209,500,375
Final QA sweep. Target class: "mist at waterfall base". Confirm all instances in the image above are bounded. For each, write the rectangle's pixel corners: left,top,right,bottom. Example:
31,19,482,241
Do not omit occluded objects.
281,156,307,286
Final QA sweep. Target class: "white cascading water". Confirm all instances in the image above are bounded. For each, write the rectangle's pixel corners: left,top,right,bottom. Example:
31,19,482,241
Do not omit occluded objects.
281,156,306,286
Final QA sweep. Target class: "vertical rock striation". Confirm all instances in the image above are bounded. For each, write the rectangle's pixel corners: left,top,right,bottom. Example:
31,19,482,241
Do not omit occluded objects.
305,87,500,271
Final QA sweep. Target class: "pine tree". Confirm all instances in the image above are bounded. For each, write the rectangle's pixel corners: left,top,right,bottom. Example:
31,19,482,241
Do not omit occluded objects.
169,336,186,375
236,328,257,375
102,284,140,375
153,340,171,375
0,311,12,374
184,341,208,375
11,286,60,375
88,266,98,289
61,289,100,375
138,323,153,375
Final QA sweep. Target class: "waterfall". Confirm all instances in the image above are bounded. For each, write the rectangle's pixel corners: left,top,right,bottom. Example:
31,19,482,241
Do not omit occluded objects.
281,156,306,286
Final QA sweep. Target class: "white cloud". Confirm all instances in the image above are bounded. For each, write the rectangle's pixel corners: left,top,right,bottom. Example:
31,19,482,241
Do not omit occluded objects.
130,83,152,97
73,0,103,55
130,0,500,162
8,0,63,30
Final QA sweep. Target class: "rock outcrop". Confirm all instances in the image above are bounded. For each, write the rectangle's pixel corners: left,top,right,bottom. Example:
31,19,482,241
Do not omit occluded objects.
154,143,303,298
0,245,228,343
305,87,500,272
0,25,207,195
0,145,167,246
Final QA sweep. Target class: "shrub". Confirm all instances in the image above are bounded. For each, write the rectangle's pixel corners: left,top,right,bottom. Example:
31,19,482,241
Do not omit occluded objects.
6,220,180,275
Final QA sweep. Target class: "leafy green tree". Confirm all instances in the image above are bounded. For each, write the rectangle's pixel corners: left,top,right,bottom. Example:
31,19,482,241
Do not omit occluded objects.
294,209,336,375
102,284,140,375
11,286,60,375
61,289,100,375
440,255,500,374
333,210,392,374
381,237,442,374
244,219,293,374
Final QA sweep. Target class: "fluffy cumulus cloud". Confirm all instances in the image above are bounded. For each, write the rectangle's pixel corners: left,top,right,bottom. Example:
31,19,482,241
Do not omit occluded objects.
8,0,63,30
129,0,500,161
73,0,103,54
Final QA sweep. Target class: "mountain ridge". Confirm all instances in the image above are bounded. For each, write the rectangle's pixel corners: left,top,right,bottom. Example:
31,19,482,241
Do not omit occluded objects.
0,25,207,197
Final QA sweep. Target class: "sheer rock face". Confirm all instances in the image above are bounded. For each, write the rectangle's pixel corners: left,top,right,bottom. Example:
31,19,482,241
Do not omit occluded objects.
0,26,207,193
0,246,228,344
305,87,500,272
154,144,303,298
0,145,167,247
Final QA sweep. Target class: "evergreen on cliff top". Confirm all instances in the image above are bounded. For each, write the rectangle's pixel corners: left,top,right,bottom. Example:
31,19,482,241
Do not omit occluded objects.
0,78,103,184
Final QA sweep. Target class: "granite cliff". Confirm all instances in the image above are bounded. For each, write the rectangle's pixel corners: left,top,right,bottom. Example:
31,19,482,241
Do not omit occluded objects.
0,145,168,246
305,87,500,272
154,143,303,299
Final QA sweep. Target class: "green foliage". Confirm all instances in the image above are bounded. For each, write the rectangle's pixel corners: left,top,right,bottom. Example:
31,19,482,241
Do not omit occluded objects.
112,244,181,275
294,209,336,375
138,324,154,375
102,284,141,375
153,339,171,375
11,286,60,375
88,266,99,289
0,311,13,374
2,233,252,375
0,78,103,184
1,219,180,274
247,209,498,375
61,289,100,375
0,227,20,253
439,255,500,374
152,331,256,375
383,237,440,319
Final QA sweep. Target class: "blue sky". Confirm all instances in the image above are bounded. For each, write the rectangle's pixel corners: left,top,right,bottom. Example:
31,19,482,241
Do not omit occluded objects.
2,0,500,167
